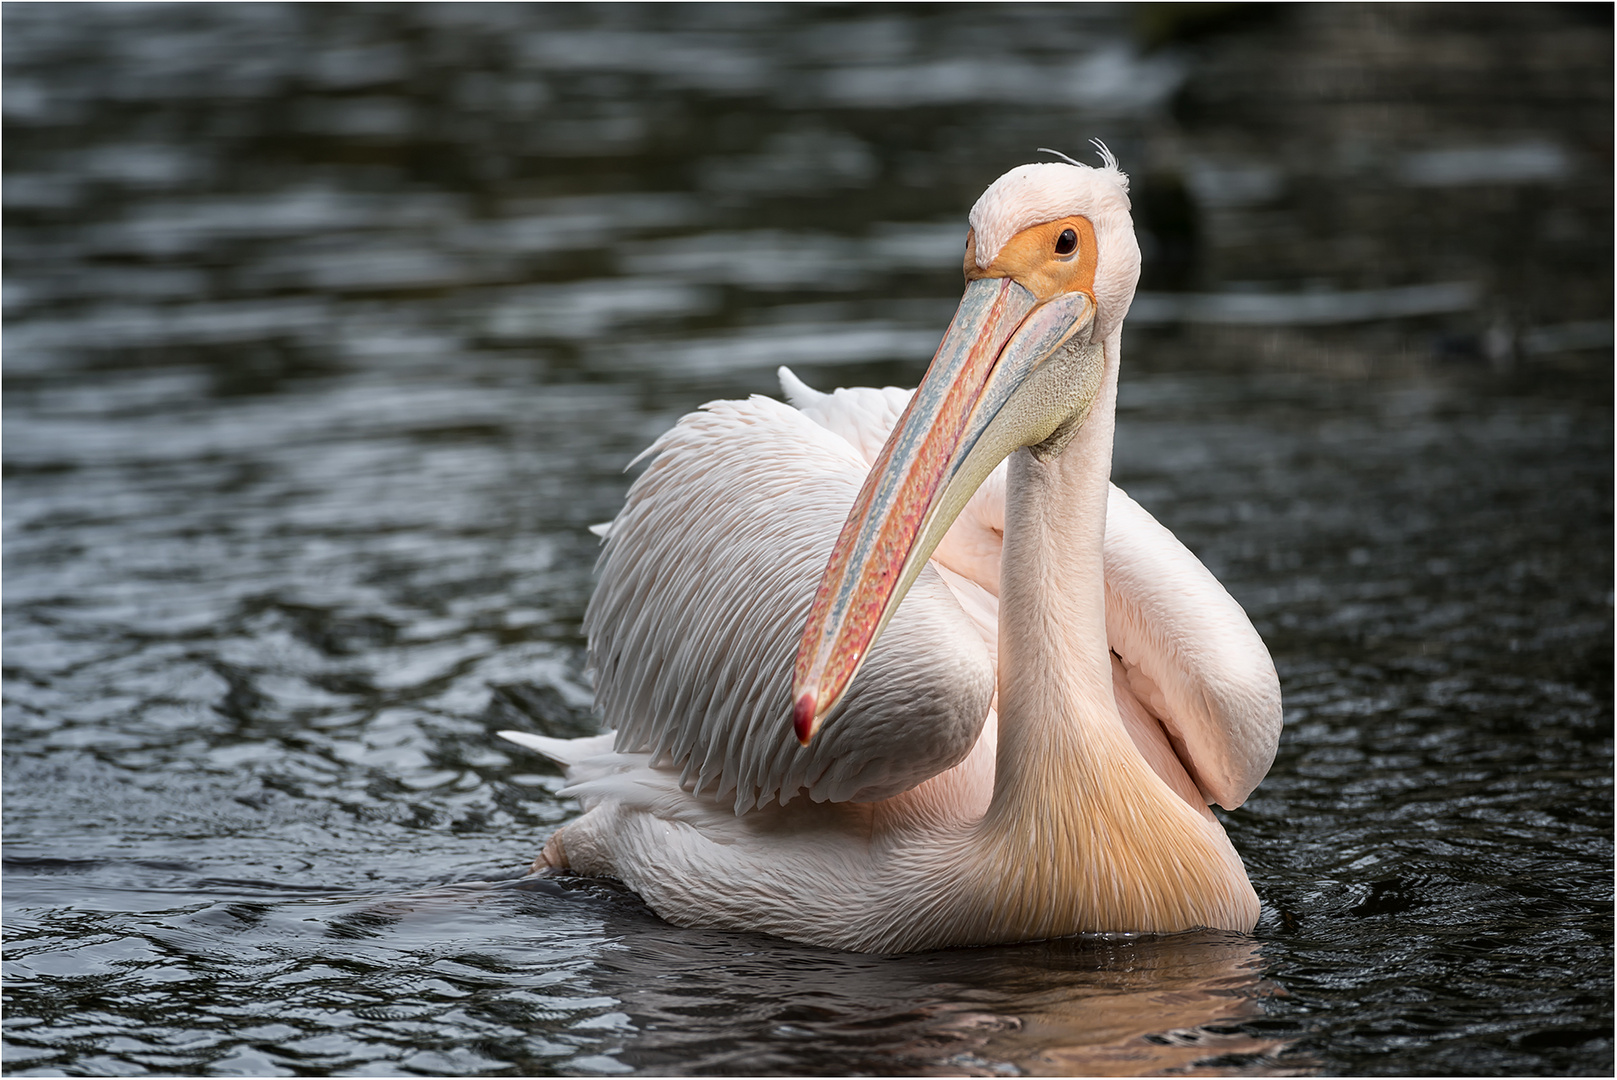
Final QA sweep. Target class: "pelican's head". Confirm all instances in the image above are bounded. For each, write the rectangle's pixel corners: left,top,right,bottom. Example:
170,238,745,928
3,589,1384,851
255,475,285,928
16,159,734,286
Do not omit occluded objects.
793,153,1140,742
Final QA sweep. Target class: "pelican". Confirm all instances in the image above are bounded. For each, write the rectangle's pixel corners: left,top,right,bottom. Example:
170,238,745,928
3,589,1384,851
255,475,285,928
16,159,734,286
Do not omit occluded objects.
502,150,1281,953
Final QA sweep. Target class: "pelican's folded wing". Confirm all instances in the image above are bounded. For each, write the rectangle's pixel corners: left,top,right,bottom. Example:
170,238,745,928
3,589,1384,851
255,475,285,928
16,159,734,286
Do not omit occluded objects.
585,395,995,815
1102,486,1282,809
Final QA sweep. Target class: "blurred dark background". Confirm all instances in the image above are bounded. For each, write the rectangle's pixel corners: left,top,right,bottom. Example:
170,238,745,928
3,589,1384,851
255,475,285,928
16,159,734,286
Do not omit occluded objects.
5,3,1611,396
4,4,1611,1076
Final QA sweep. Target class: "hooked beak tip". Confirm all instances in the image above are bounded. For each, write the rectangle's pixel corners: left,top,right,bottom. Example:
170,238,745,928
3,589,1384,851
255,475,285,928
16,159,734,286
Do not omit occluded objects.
793,692,817,746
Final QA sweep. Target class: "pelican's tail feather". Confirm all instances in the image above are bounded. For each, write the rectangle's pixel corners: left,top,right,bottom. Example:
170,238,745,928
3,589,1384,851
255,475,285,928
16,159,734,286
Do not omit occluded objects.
499,730,616,767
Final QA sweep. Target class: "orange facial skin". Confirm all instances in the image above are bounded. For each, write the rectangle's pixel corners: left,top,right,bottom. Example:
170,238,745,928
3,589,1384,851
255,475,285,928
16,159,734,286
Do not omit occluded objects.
965,216,1099,303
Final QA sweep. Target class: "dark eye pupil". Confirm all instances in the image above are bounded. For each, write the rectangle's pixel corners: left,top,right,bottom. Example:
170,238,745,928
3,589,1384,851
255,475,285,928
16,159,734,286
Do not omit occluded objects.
1054,228,1078,256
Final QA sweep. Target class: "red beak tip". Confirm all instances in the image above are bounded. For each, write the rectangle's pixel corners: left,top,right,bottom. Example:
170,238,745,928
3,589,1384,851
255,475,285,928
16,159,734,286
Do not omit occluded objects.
793,692,817,746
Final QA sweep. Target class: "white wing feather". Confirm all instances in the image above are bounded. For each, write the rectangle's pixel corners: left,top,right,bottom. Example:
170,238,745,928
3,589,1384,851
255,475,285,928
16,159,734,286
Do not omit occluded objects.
1101,488,1281,808
585,393,994,815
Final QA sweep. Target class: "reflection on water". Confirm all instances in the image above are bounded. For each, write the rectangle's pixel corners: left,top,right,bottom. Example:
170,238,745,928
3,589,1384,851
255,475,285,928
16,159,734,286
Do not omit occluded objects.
6,864,1290,1077
3,4,1610,1076
581,913,1286,1077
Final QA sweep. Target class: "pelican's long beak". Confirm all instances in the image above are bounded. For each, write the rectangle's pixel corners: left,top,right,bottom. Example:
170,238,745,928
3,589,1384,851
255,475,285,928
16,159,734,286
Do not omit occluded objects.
792,275,1099,743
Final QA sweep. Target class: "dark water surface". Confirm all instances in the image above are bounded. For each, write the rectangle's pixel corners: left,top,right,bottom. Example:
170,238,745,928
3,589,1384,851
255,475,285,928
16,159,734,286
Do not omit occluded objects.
4,5,1611,1076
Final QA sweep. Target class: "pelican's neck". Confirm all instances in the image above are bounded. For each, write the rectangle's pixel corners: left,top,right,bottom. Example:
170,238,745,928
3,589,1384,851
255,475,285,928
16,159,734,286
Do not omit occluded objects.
990,335,1121,809
967,333,1257,939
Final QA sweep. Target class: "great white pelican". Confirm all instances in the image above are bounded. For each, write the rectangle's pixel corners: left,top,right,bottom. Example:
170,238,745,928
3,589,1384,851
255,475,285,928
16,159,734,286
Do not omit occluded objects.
502,150,1282,953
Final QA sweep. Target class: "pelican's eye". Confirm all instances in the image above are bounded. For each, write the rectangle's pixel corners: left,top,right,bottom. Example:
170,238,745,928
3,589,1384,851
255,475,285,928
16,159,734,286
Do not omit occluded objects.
1054,228,1078,256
